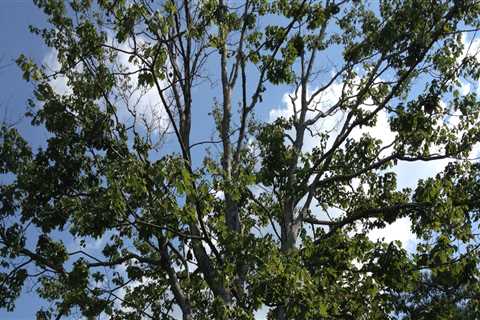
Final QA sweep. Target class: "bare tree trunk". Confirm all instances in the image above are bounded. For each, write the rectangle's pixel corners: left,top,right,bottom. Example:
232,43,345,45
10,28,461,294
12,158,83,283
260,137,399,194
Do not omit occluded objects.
276,44,315,320
152,0,234,315
219,0,241,234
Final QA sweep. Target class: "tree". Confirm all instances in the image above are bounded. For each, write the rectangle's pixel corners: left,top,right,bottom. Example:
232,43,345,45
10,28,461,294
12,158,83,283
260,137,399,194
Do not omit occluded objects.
2,0,480,318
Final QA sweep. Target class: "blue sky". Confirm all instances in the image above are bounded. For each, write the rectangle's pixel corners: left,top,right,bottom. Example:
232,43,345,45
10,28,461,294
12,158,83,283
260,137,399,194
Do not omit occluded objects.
0,2,289,318
0,1,50,149
1,2,50,318
1,1,480,319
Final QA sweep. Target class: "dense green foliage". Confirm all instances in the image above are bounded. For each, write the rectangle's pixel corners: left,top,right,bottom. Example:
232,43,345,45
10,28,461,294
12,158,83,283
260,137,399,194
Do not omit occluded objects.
2,0,480,319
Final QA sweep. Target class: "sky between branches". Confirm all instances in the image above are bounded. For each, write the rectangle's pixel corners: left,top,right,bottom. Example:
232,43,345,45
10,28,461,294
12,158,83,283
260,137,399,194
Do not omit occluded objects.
1,1,480,319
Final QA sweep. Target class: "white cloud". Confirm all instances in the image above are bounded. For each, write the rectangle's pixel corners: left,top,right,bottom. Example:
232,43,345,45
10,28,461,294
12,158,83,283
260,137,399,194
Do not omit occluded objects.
42,49,72,95
212,189,225,200
460,81,471,95
254,306,269,319
42,36,170,136
458,34,480,96
459,33,480,64
269,82,346,153
267,80,469,249
112,38,170,133
367,217,416,250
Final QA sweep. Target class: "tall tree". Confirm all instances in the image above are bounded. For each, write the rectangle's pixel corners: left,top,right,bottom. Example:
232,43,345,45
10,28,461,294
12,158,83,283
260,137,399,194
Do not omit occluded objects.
2,0,480,319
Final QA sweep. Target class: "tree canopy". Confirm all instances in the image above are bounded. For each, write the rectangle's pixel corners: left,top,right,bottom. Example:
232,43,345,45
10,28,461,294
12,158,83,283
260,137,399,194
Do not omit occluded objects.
2,0,480,319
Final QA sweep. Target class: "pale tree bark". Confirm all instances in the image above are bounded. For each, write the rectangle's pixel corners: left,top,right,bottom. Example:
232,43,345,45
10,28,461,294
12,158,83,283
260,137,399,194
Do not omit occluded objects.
90,2,460,319
147,0,235,315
